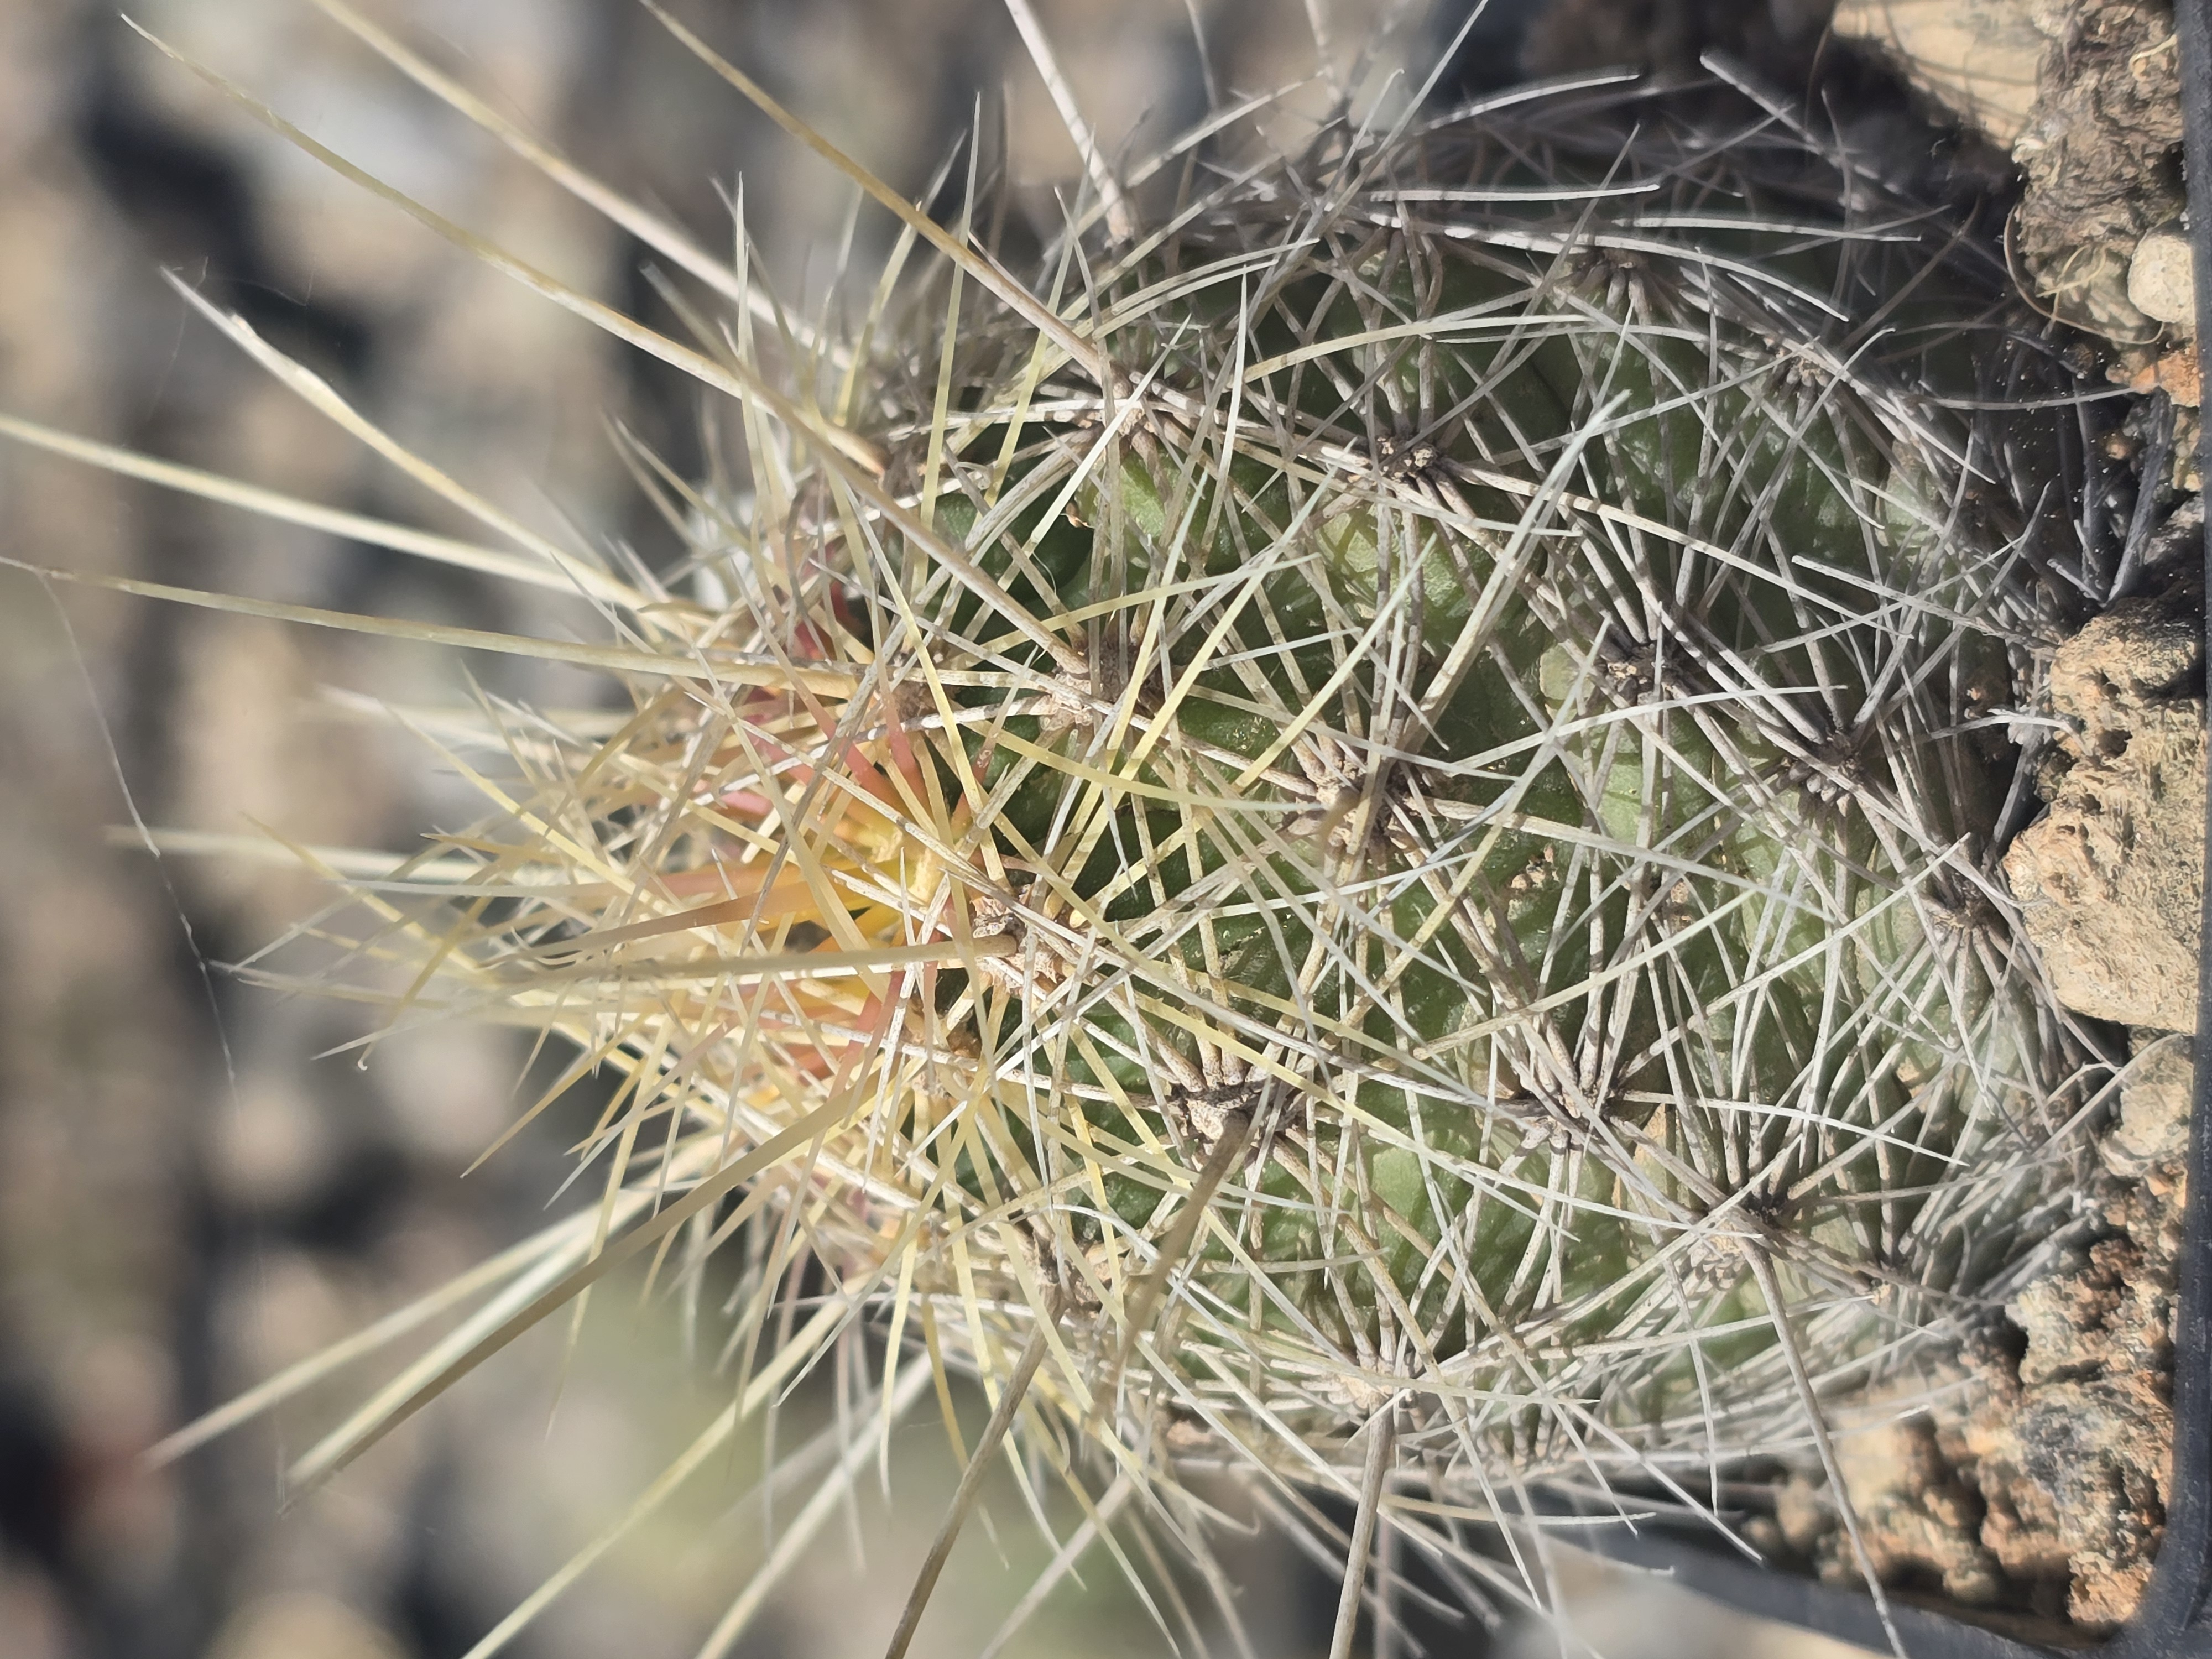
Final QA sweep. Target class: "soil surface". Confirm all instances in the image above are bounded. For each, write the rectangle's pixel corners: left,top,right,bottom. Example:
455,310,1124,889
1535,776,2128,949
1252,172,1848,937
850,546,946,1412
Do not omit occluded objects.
2005,572,2207,1034
1764,1040,2190,1631
2010,0,2186,347
1951,1039,2190,1627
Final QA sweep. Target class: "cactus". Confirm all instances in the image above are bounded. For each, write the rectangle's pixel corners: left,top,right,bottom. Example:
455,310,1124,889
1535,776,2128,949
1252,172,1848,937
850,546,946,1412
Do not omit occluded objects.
13,9,2110,1653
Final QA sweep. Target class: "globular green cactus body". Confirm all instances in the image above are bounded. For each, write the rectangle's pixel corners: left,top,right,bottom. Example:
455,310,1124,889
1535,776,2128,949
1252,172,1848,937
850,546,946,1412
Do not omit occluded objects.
78,32,2106,1640
905,110,2077,1467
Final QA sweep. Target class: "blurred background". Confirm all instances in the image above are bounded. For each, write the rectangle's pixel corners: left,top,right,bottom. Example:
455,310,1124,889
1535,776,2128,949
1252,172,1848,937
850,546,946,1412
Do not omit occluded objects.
0,2,1882,1655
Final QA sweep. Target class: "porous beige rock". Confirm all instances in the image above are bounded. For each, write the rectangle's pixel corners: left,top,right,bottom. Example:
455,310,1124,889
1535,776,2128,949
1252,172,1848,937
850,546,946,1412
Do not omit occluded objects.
2004,595,2205,1032
2129,229,2198,333
2125,345,2204,409
1823,1403,2004,1604
1947,1039,2190,1629
1961,1366,2171,1627
1829,0,2042,146
2101,1037,2194,1180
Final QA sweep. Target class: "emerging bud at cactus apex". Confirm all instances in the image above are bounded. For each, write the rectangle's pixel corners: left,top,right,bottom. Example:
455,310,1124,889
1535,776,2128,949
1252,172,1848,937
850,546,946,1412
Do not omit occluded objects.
57,14,2114,1650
